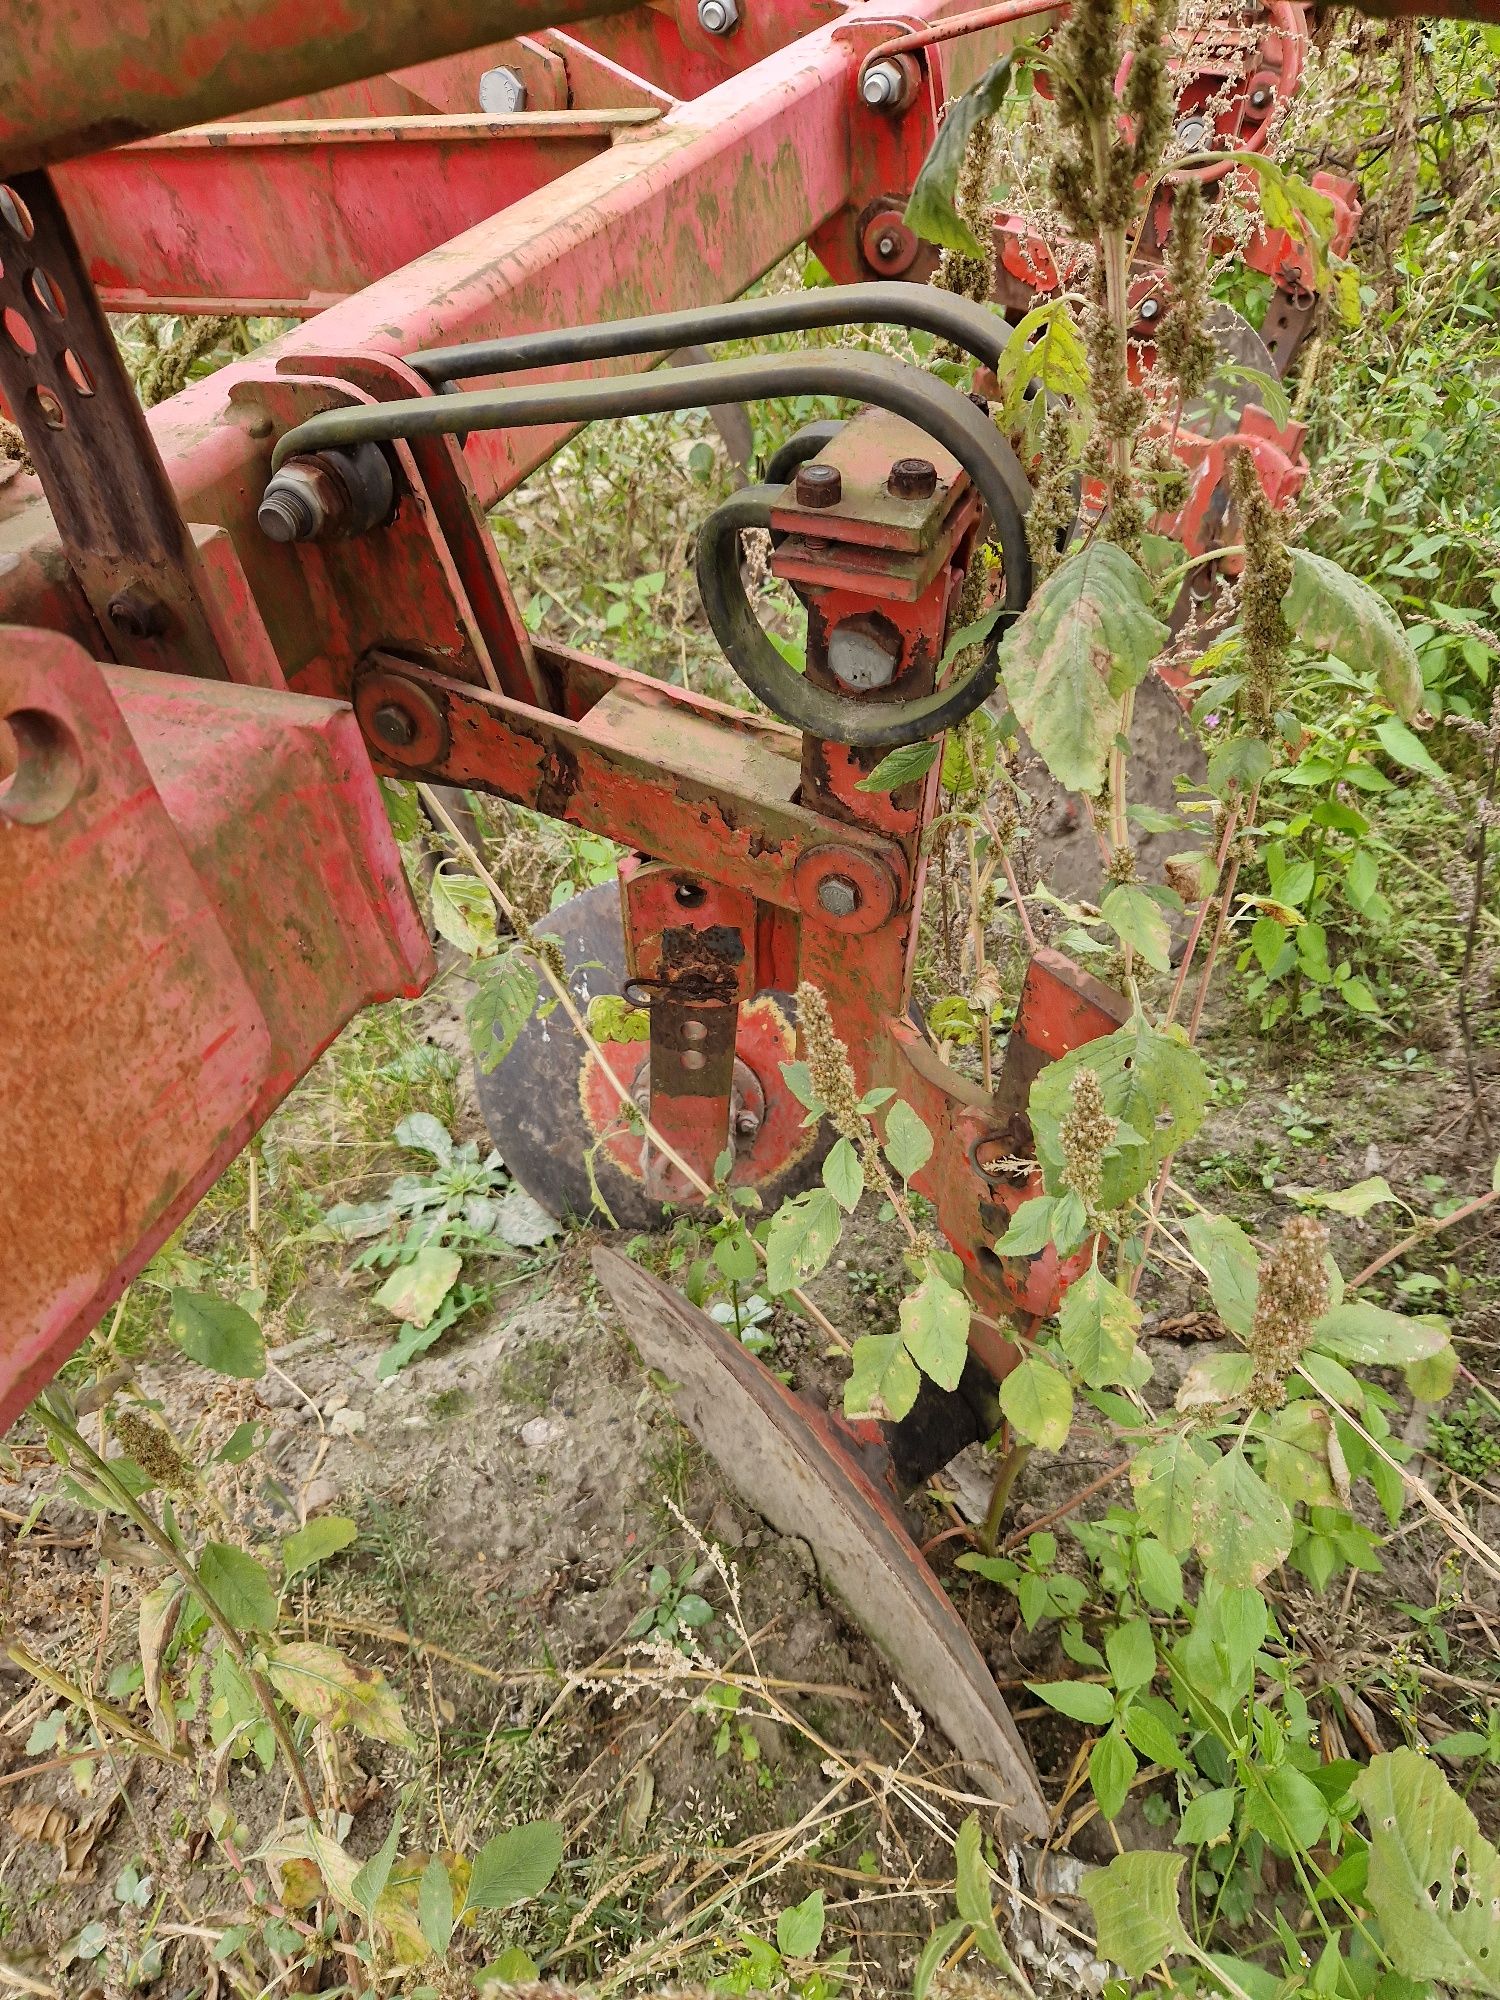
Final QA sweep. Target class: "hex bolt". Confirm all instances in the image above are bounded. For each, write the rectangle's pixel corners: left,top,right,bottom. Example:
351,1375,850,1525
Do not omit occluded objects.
106,587,169,640
736,1109,761,1137
257,461,333,543
861,59,908,109
878,232,897,258
697,0,739,33
371,702,418,748
478,65,527,112
1176,115,1208,151
816,874,861,919
795,462,842,508
1138,296,1162,323
1249,84,1273,111
888,456,937,499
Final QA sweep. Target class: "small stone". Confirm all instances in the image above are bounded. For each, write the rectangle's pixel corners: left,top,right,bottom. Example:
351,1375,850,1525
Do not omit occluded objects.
520,1416,561,1448
302,1476,340,1514
706,1500,745,1549
744,1529,761,1549
329,1407,366,1437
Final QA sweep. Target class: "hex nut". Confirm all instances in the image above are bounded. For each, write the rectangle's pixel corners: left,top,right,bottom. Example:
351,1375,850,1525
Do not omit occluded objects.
795,462,842,508
888,456,937,499
860,59,908,109
697,0,740,33
816,875,861,919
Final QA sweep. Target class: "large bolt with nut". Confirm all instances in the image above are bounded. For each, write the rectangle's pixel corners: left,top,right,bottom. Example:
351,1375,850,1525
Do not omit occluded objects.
478,65,527,112
860,58,910,109
697,0,739,32
371,703,418,749
258,443,394,545
816,875,861,919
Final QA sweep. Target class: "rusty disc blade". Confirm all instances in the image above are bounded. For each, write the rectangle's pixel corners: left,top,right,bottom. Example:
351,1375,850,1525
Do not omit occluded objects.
592,1246,1049,1833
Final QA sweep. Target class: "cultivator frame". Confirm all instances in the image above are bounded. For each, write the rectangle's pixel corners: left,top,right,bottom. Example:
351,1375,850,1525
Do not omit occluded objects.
0,0,1465,1816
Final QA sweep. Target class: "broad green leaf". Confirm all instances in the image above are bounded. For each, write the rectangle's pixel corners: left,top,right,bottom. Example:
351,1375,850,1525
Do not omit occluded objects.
1058,1265,1141,1388
1311,1300,1448,1368
1208,733,1276,799
903,54,1014,255
997,543,1168,794
419,1854,455,1957
464,1821,564,1913
844,1334,921,1423
1135,1536,1184,1612
1026,1679,1115,1726
1407,1340,1460,1403
821,1136,864,1213
1000,1355,1073,1450
1291,1174,1399,1218
1192,1448,1292,1589
1090,1725,1137,1820
1131,1434,1209,1553
993,1195,1056,1256
393,1111,453,1163
1243,1763,1329,1857
1176,1349,1255,1411
1100,883,1172,973
1176,1786,1236,1848
1353,1748,1500,1992
776,1889,825,1959
1282,551,1421,721
168,1291,266,1380
994,299,1092,426
1081,1851,1191,1976
899,1267,970,1392
430,869,498,958
1182,1212,1258,1337
1123,1700,1188,1772
198,1542,278,1633
883,1099,934,1181
281,1516,358,1582
855,739,940,793
1375,714,1444,779
764,1187,842,1293
478,1948,541,1988
1031,1013,1208,1211
267,1642,416,1747
467,949,539,1072
954,1814,994,1931
373,1247,462,1329
351,1815,402,1923
1105,1618,1156,1694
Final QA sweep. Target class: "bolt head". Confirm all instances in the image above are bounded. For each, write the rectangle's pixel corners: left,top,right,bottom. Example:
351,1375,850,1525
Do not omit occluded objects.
106,587,170,640
888,456,937,499
697,0,739,32
1139,295,1161,322
816,874,861,919
736,1110,761,1137
828,620,900,692
371,702,418,748
1177,116,1208,150
794,461,842,508
861,60,904,108
478,65,527,113
1250,85,1272,110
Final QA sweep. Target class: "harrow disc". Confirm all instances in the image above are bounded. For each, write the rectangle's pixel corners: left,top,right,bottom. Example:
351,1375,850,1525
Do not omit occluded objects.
472,883,825,1229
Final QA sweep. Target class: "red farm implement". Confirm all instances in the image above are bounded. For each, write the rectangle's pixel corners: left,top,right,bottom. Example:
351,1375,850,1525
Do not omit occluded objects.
0,0,1477,1818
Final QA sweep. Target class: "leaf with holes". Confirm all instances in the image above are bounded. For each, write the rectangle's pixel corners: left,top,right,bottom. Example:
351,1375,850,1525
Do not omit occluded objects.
899,1264,970,1392
1082,1852,1191,1976
1352,1748,1500,1993
1030,1013,1208,1211
1131,1436,1210,1554
764,1187,842,1294
995,300,1092,426
997,543,1167,794
1282,551,1422,721
904,54,1015,255
467,949,539,1072
430,869,498,958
